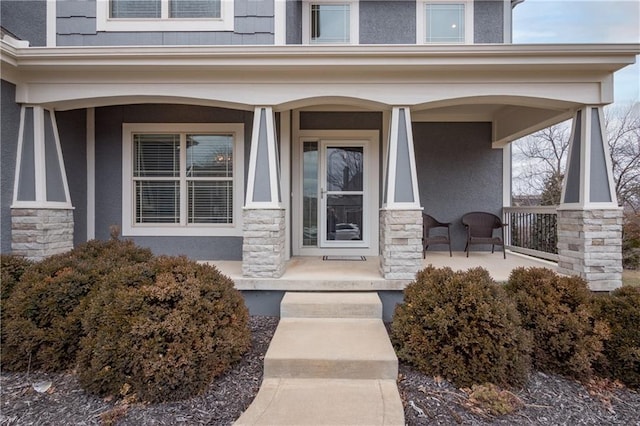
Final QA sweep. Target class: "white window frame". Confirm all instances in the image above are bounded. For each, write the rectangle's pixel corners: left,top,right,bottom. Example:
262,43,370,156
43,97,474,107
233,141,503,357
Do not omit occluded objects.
96,0,234,32
302,0,359,45
122,123,244,237
416,0,474,45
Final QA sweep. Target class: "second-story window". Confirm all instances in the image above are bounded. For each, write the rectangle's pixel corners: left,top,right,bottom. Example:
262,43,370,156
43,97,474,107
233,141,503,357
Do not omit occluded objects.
303,1,359,44
110,0,221,19
98,0,234,32
417,1,473,44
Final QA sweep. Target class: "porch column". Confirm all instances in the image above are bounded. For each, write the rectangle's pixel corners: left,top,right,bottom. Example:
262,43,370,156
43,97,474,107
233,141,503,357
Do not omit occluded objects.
242,106,286,278
557,106,622,291
380,107,423,279
11,106,74,261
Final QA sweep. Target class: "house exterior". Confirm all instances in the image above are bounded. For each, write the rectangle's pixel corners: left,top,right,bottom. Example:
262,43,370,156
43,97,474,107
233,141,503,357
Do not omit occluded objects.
1,0,638,306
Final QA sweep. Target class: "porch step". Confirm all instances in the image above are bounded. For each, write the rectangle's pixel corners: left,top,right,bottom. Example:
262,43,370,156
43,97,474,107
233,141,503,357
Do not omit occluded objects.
234,292,404,425
264,318,398,380
280,292,382,318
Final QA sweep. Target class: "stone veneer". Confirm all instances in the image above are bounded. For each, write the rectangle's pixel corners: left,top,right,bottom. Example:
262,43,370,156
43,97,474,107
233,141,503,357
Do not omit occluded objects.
242,208,286,278
11,208,74,261
557,209,623,291
379,208,423,280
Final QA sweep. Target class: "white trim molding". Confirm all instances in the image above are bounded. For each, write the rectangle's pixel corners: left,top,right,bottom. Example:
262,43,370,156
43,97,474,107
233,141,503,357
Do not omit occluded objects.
86,108,96,240
96,0,235,32
46,0,56,47
121,122,244,237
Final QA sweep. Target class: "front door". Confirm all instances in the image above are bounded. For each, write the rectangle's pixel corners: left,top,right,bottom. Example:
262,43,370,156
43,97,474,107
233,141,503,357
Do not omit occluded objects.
294,130,379,256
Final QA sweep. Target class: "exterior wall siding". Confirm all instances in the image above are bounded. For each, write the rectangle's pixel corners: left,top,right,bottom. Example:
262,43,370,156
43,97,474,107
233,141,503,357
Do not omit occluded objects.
360,1,415,44
56,109,87,245
474,0,504,43
286,0,302,44
56,0,274,46
1,0,47,46
413,122,502,251
94,104,253,260
1,81,21,253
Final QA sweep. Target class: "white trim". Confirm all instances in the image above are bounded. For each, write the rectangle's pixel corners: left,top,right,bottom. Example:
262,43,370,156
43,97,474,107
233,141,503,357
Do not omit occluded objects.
416,0,474,45
385,109,399,206
404,108,421,208
33,107,46,202
597,107,619,206
274,0,287,45
96,0,234,32
11,201,74,209
266,108,280,206
302,0,359,45
12,107,26,205
121,123,244,237
86,108,95,240
292,128,379,257
49,110,72,204
503,0,512,43
279,110,291,260
559,109,580,208
46,0,56,47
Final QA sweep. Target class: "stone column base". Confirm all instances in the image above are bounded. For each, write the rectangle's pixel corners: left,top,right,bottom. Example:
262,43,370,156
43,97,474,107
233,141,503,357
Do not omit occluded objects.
557,208,622,291
379,208,423,280
242,208,286,278
11,208,74,261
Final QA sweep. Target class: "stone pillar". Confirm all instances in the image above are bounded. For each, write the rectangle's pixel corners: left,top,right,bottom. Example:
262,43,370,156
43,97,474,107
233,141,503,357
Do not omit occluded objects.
379,208,423,280
11,208,74,261
558,106,622,291
242,208,286,278
557,209,623,291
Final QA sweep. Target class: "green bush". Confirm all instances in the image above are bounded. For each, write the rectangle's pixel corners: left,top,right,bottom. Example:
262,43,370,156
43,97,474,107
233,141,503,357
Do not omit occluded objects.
0,254,32,303
592,287,640,389
390,266,532,388
1,239,153,371
77,256,251,403
505,267,609,380
623,213,640,270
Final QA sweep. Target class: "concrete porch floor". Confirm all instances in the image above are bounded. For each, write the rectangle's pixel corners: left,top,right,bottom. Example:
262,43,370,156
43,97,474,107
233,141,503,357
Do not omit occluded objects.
208,251,558,291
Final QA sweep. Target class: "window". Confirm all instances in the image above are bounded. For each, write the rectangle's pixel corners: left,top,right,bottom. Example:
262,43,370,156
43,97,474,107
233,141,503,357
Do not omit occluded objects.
417,1,473,44
302,1,359,44
97,0,234,32
122,124,244,236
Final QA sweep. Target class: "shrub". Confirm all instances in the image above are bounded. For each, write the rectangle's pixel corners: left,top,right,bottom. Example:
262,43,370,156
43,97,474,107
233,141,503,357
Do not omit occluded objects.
77,256,251,403
623,213,640,270
0,254,32,303
505,267,609,380
1,239,153,371
390,266,532,388
592,287,640,389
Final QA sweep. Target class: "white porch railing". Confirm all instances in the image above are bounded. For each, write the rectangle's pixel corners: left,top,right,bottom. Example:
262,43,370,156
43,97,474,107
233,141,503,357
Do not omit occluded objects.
503,207,559,262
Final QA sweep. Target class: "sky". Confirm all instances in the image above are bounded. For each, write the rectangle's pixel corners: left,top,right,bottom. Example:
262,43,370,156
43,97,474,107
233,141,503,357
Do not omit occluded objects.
512,0,640,104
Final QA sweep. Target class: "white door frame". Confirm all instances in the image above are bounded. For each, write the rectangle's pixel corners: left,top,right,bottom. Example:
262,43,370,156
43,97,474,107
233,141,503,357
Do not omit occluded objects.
292,128,379,257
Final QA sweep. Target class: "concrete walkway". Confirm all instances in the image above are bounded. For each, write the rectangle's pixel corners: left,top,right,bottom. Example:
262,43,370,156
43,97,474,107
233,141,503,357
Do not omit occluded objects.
234,293,405,425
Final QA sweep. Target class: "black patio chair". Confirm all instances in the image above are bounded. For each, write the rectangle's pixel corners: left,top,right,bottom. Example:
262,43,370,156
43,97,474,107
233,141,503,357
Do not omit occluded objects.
461,212,507,259
423,214,452,258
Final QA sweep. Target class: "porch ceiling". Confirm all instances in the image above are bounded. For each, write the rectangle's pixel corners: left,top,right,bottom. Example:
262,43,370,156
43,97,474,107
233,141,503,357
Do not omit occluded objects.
2,41,638,144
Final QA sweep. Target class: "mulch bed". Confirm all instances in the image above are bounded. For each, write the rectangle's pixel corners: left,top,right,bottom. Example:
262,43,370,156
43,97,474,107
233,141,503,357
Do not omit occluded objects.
2,316,639,425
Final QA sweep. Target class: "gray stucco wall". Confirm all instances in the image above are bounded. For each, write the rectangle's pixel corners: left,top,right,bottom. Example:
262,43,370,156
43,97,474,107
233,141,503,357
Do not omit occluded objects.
413,122,503,252
474,0,504,43
360,1,415,44
94,104,252,260
1,81,21,253
56,0,274,46
0,0,47,46
56,109,87,245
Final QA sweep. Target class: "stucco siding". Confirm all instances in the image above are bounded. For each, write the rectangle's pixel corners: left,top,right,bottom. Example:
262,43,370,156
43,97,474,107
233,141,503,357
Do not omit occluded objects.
0,0,47,46
286,0,302,44
56,109,87,245
56,0,274,46
94,104,252,260
360,1,415,45
474,0,504,43
299,111,382,131
1,81,21,253
413,122,502,251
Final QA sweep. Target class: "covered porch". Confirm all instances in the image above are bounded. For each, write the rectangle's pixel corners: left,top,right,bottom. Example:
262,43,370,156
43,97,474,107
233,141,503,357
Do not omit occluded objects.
210,251,557,291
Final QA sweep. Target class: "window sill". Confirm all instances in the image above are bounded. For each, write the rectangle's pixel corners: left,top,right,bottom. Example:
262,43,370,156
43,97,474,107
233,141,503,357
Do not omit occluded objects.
122,224,242,237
